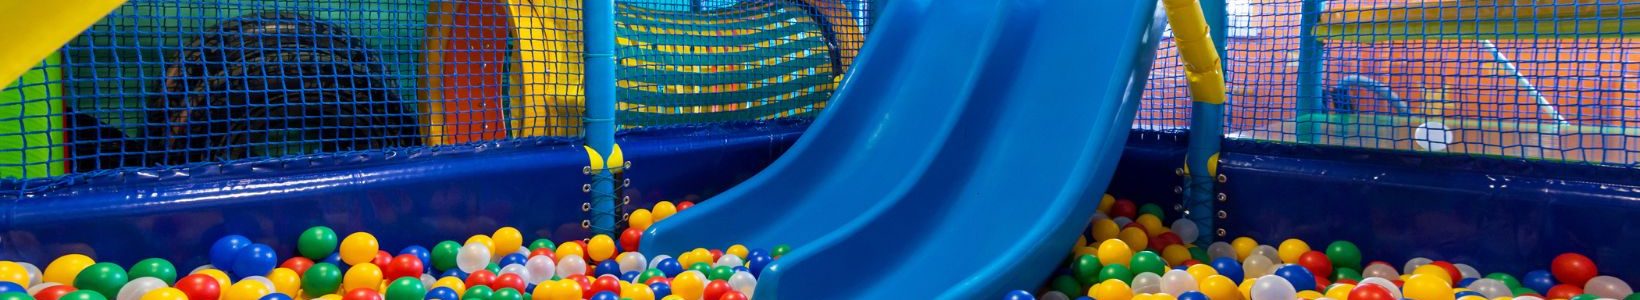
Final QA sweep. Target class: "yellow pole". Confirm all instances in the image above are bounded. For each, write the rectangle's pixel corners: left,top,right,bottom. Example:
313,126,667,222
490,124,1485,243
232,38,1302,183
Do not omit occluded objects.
1160,0,1226,105
0,0,125,88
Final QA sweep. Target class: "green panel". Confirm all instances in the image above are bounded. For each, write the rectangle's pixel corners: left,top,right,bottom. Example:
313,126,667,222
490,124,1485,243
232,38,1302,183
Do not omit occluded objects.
0,54,64,179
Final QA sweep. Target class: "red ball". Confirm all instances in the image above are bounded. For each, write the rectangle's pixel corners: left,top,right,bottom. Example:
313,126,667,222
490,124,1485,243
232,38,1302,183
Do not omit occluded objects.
719,291,749,300
385,254,425,280
1547,284,1584,299
677,201,695,211
1390,280,1404,288
175,274,222,300
344,288,383,300
529,248,555,260
1110,199,1137,219
372,250,392,267
34,285,76,300
592,275,621,295
644,276,671,286
565,274,592,299
281,257,314,275
1298,251,1334,278
708,249,723,263
1314,274,1331,288
619,228,643,252
491,273,527,292
1336,278,1359,285
1428,261,1461,282
1151,232,1182,251
1551,253,1599,286
703,280,731,300
1348,283,1395,300
465,270,497,288
1179,259,1201,266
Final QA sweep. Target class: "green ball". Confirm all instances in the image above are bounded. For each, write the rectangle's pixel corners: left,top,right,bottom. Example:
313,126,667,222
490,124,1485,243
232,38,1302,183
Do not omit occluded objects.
1324,241,1362,270
1188,246,1210,262
688,263,712,274
1138,203,1165,219
772,244,792,257
1051,275,1082,298
484,263,500,275
60,290,107,300
302,263,344,297
1624,293,1639,300
1487,272,1523,289
1072,254,1103,286
73,262,127,298
0,292,29,300
464,286,494,300
638,268,666,283
490,288,523,300
1129,251,1167,275
1333,267,1362,282
128,258,178,285
432,241,462,272
385,277,426,300
299,226,340,260
1512,287,1539,297
1098,264,1134,284
528,239,556,251
1571,295,1600,300
708,266,735,281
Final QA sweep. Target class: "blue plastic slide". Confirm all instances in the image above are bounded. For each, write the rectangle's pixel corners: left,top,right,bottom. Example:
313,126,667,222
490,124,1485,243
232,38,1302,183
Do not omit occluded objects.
642,0,1164,298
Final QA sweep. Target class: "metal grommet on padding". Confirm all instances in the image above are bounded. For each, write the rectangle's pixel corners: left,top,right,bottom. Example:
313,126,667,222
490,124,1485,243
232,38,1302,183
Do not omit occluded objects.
1217,174,1228,183
582,166,593,175
1216,228,1227,237
1173,186,1183,194
622,196,631,206
582,184,592,193
624,161,632,170
580,220,591,229
1216,210,1228,219
622,178,631,188
1216,193,1227,202
581,203,591,211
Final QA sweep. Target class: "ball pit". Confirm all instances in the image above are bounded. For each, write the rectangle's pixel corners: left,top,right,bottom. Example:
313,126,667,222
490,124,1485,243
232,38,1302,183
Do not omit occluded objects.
1006,196,1640,300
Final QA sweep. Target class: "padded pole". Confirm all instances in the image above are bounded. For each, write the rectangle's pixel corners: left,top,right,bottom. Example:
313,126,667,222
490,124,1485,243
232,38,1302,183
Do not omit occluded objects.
584,0,618,235
1163,0,1226,245
1296,0,1325,143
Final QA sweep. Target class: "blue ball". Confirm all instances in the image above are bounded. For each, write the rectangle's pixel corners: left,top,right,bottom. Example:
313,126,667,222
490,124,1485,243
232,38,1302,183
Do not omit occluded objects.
621,271,640,282
590,291,619,300
1210,258,1244,284
425,287,459,300
210,235,252,270
322,253,343,267
1458,278,1477,288
499,254,527,268
1004,290,1035,300
0,282,23,294
732,266,750,274
232,244,278,279
259,294,293,300
649,282,671,299
656,258,684,277
747,254,772,277
442,268,468,280
595,260,621,278
1524,269,1556,294
1178,291,1209,300
400,246,433,273
1273,264,1317,291
1455,291,1484,298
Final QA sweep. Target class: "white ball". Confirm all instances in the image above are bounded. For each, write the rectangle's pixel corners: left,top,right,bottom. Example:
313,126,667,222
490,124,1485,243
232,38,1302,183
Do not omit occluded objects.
648,255,673,270
1041,291,1071,300
1131,273,1162,294
1362,263,1399,279
499,264,530,280
28,283,59,296
189,264,216,274
1250,275,1296,300
1170,219,1199,244
715,255,744,268
726,271,757,298
1161,269,1200,296
420,274,437,289
116,277,168,300
1358,277,1404,300
1454,263,1480,279
15,262,39,288
556,256,587,278
1402,257,1433,275
457,243,492,273
525,256,557,283
617,253,649,274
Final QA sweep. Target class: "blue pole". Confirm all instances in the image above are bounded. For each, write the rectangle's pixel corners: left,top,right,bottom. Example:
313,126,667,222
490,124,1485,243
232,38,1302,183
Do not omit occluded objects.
1181,0,1227,245
1296,0,1324,142
585,0,618,235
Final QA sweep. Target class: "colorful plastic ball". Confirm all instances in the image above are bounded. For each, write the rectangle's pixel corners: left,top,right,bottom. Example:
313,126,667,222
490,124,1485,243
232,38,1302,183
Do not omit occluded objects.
341,263,382,292
1050,275,1082,297
1073,255,1105,286
1322,241,1361,270
1551,253,1598,287
340,233,381,266
343,289,381,300
0,262,29,289
372,251,393,268
648,282,671,299
115,259,172,287
465,286,494,300
771,244,792,258
207,236,253,271
1229,238,1258,261
428,241,462,273
1209,258,1244,284
676,201,695,211
1131,252,1168,276
1297,251,1333,279
707,266,735,282
0,292,27,300
1522,270,1555,294
465,270,496,289
37,285,78,300
1178,291,1209,300
629,209,654,232
296,227,339,260
272,258,312,276
1092,219,1122,242
231,244,278,279
1349,284,1395,300
322,254,344,269
1272,265,1317,292
1547,284,1583,299
590,260,617,278
1568,294,1599,300
72,262,127,298
383,254,425,281
0,282,20,295
687,263,711,275
1097,240,1135,268
1109,199,1137,219
61,290,108,300
652,202,678,221
490,227,523,255
1276,240,1310,264
172,274,221,300
1404,274,1454,300
1333,268,1362,282
260,294,293,300
457,244,493,274
1483,273,1521,289
670,272,705,300
1100,264,1136,284
1091,279,1134,300
490,274,525,292
618,229,644,252
297,263,343,298
223,281,271,300
587,291,617,300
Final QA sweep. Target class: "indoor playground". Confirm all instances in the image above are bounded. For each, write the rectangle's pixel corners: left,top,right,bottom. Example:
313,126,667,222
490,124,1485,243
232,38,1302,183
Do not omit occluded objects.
0,0,1637,299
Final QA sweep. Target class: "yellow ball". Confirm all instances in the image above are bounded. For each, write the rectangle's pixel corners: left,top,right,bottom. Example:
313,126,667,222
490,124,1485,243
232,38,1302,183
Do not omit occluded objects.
466,235,496,255
1458,296,1488,300
1403,274,1454,300
1099,194,1116,213
623,283,656,300
318,294,343,300
588,235,616,262
493,227,525,254
1187,264,1220,284
671,271,706,300
1135,215,1167,237
1077,236,1089,249
1278,239,1311,264
1154,293,1180,300
1200,275,1243,300
1162,245,1192,265
434,277,467,297
1230,237,1258,261
140,287,190,300
192,269,232,290
1412,265,1454,285
42,254,94,285
651,201,678,221
0,262,30,288
1092,279,1134,300
1118,227,1150,253
726,245,749,261
556,242,585,260
1097,240,1134,267
661,296,686,300
630,209,655,232
1325,284,1355,300
343,263,384,291
541,280,582,300
1075,247,1099,257
224,280,272,300
340,233,381,265
267,268,302,296
1092,219,1121,242
1238,279,1255,299
1298,290,1324,299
